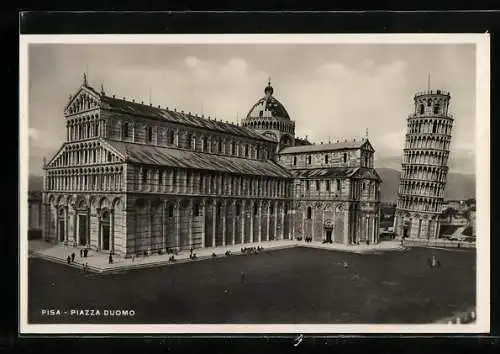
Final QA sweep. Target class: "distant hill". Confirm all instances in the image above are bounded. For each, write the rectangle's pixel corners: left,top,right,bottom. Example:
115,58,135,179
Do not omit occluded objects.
376,168,476,203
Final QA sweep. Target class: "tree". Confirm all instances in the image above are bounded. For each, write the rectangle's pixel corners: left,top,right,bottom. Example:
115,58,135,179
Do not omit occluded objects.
441,207,458,223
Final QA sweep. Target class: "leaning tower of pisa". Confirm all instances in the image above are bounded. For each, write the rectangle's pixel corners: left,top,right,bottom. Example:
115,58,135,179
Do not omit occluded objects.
393,88,454,239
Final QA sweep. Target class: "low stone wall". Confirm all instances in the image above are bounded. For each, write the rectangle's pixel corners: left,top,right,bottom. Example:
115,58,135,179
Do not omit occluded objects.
403,238,476,249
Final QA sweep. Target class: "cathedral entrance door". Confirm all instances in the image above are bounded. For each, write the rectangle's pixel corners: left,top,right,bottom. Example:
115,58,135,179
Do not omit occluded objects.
325,230,332,243
78,215,88,246
58,220,65,242
102,225,110,251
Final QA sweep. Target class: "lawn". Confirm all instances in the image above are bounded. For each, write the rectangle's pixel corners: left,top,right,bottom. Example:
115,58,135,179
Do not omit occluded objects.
28,247,476,324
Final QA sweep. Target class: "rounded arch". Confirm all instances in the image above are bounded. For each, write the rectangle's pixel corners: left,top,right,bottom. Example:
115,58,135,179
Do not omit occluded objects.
112,197,122,210
99,196,111,209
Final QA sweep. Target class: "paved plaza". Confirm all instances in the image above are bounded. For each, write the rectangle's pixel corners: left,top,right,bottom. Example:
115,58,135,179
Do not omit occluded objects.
28,245,475,324
30,239,404,273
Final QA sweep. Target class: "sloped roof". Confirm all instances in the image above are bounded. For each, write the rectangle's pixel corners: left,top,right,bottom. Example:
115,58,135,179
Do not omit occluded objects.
279,139,371,154
99,95,272,142
105,140,291,178
291,167,381,181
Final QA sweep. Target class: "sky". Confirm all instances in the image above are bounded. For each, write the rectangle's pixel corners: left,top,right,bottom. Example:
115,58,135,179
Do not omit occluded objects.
27,43,476,176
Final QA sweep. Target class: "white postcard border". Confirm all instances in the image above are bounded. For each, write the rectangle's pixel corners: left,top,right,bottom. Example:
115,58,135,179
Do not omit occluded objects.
19,33,490,334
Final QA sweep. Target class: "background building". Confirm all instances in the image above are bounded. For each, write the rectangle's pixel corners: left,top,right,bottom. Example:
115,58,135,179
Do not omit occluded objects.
394,88,454,239
42,76,382,256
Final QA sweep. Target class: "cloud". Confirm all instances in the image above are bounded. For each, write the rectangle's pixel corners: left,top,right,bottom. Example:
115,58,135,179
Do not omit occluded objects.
29,127,59,150
27,45,476,176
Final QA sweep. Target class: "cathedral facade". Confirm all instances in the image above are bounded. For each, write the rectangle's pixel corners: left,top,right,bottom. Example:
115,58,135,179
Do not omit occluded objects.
41,75,382,257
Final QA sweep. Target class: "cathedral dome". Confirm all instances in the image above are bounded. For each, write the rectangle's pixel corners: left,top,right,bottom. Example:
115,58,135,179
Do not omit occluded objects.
246,80,290,120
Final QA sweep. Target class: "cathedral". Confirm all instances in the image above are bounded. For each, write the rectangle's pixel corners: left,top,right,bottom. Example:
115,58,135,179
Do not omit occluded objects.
41,74,382,257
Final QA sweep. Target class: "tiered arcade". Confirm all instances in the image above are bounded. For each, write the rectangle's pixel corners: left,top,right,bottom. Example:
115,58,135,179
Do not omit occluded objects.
394,89,454,239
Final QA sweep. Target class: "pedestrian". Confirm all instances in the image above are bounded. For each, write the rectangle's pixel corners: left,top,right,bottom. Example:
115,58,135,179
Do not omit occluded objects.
80,249,83,257
71,252,75,262
85,262,88,271
83,248,88,258
132,255,135,263
108,252,113,264
67,256,71,264
190,247,193,255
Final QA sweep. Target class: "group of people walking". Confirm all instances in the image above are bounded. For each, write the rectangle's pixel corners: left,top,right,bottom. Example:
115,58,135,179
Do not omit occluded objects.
241,246,263,255
65,248,89,271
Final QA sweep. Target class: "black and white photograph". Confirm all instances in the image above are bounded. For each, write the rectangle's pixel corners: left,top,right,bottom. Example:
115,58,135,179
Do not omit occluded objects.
19,34,490,334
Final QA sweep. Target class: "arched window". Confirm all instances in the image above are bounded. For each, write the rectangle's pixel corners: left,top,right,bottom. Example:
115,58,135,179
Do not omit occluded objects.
245,144,249,157
433,104,440,114
427,98,432,106
307,206,312,219
158,170,163,185
199,174,204,192
293,156,297,166
336,179,341,191
231,142,236,155
123,122,129,138
168,205,174,217
147,126,153,142
307,155,312,164
343,153,347,163
168,130,175,145
326,180,330,191
193,203,200,217
141,168,148,184
419,104,424,114
305,180,310,191
203,137,208,151
316,180,320,191
236,203,241,216
218,140,222,153
254,204,258,216
325,154,329,164
432,121,437,133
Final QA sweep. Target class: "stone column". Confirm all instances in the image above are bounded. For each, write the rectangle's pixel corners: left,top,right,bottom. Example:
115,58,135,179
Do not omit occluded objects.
97,208,101,251
87,207,91,246
280,203,285,240
311,207,315,241
222,202,227,246
265,202,270,241
231,202,236,245
274,201,278,240
175,202,180,249
188,199,193,248
64,206,69,245
258,201,262,242
73,207,77,245
212,202,216,247
161,203,166,253
148,202,153,253
241,200,245,244
201,201,206,248
343,206,349,245
249,201,254,243
111,209,115,254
